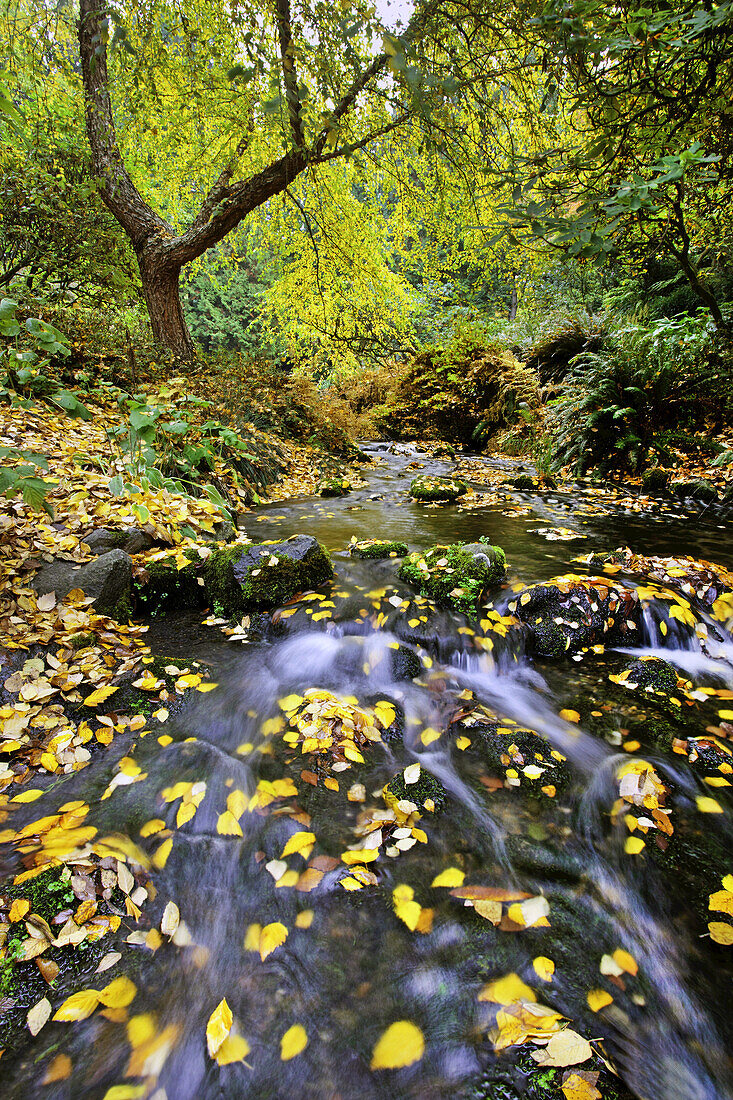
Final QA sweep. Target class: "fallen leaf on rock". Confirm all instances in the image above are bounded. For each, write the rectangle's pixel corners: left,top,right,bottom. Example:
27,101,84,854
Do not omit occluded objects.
259,921,288,960
532,1029,592,1067
27,996,52,1035
206,998,233,1057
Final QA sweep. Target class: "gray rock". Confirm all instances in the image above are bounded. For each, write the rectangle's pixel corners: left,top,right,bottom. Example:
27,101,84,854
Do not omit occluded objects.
671,478,718,503
32,549,133,618
204,534,333,615
83,526,154,556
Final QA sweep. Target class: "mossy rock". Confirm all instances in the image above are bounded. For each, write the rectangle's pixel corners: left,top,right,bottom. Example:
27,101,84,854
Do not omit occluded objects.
511,579,641,658
203,534,333,615
383,767,447,814
512,474,537,490
432,442,457,458
461,722,570,795
409,475,468,502
641,466,671,493
671,478,718,503
317,476,353,497
350,539,408,560
626,656,678,695
399,541,506,614
133,551,207,617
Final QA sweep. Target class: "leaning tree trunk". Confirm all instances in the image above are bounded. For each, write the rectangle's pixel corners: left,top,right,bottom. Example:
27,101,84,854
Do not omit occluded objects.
137,248,193,360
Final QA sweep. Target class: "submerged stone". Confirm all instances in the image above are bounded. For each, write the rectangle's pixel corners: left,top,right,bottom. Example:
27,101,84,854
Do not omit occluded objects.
350,538,408,559
399,541,506,614
409,475,468,502
203,534,332,614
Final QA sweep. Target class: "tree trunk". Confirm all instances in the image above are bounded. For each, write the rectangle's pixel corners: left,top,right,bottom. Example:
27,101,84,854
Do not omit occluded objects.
137,248,193,360
508,275,518,321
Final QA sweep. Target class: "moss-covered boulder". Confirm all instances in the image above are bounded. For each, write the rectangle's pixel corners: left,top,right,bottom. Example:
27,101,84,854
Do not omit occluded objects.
641,467,671,493
350,538,408,560
671,478,718,503
409,475,468,502
625,656,679,694
399,541,507,614
383,764,447,814
317,476,352,497
512,474,537,490
203,534,332,615
511,577,642,657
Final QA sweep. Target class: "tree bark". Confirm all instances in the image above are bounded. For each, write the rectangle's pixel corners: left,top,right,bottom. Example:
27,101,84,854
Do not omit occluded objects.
137,249,193,359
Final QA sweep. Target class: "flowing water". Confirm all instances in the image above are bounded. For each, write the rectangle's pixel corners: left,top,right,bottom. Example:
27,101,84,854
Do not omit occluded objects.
3,445,733,1100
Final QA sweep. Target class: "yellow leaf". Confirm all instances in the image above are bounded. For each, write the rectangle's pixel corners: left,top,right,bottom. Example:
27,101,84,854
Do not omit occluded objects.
341,848,378,864
611,948,638,976
535,1029,592,1067
127,1013,156,1049
696,796,723,814
152,838,173,868
102,1087,147,1100
295,909,314,929
709,921,733,945
280,1023,308,1060
559,709,580,723
374,701,396,727
624,836,645,855
431,867,465,888
281,831,316,858
217,810,243,837
27,996,52,1036
161,901,180,937
98,976,137,1008
479,973,536,1005
259,921,288,961
587,988,613,1012
533,957,555,982
215,1032,250,1065
53,988,100,1022
206,998,233,1057
561,1072,602,1100
227,789,247,819
43,1053,72,1083
9,898,30,922
83,685,119,707
370,1019,425,1070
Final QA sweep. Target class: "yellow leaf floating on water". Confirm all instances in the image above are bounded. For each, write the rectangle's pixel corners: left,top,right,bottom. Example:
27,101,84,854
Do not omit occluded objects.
102,1086,147,1100
280,1023,308,1060
259,921,288,961
215,1032,250,1065
392,884,422,931
479,973,536,1005
98,976,137,1008
161,901,180,938
43,1053,72,1083
374,701,396,727
83,685,119,707
227,789,247,819
611,948,638,976
586,988,613,1012
533,957,555,982
708,921,733,945
281,831,316,858
431,867,465,888
696,796,723,814
370,1019,425,1070
206,998,233,1057
128,1013,156,1049
559,709,581,723
53,988,100,1022
624,836,645,855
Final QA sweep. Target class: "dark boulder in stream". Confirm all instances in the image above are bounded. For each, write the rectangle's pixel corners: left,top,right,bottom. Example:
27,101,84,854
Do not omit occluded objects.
203,533,332,614
409,474,468,501
511,576,642,657
625,656,679,695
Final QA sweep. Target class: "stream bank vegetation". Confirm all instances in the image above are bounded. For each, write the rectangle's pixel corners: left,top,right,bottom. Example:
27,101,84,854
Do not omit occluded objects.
1,0,733,1096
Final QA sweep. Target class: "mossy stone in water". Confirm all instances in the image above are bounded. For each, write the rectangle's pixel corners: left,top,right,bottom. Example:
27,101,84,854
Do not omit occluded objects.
409,475,468,502
399,542,506,614
641,466,671,493
204,534,332,615
626,656,678,694
317,476,352,497
350,539,408,559
512,474,537,490
384,767,447,813
671,478,718,503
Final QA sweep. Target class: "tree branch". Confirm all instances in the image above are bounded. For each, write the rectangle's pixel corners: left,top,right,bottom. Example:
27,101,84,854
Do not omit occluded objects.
275,0,306,149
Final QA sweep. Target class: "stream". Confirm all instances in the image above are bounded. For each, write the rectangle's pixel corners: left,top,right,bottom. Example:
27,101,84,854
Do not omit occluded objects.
3,444,733,1100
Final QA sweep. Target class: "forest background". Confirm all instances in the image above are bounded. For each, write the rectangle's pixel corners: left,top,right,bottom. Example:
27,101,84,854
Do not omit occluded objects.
2,0,733,502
